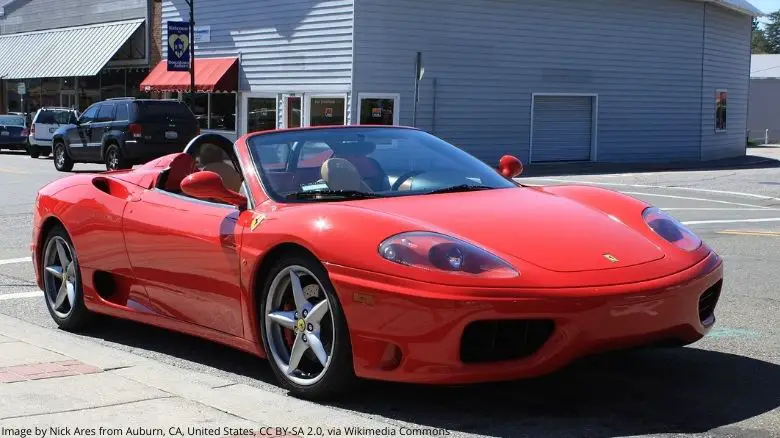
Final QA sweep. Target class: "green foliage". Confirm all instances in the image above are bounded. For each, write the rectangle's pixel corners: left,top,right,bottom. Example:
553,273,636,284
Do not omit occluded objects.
765,11,780,54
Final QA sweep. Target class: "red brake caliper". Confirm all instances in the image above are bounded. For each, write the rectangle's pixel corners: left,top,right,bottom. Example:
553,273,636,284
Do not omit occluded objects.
283,302,295,348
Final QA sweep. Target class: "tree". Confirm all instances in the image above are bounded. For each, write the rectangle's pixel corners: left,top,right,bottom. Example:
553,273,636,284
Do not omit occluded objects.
765,11,780,54
753,17,772,53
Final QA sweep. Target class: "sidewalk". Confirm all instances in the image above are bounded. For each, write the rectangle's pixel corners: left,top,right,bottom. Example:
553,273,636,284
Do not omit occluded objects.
0,313,410,438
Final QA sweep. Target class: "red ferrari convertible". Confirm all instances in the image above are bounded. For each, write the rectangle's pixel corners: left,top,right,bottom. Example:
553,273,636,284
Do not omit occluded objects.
31,126,723,399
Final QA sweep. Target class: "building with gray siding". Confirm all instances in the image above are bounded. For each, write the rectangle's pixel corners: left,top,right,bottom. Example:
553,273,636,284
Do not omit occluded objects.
142,0,759,163
0,0,160,114
748,54,780,144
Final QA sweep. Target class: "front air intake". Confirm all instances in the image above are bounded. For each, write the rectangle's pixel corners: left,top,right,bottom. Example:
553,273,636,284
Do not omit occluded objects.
698,280,722,326
460,319,555,364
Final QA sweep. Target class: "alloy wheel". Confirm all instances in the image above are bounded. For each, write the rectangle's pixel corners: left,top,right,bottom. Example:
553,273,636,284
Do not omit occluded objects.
265,265,334,386
42,236,77,319
55,146,65,169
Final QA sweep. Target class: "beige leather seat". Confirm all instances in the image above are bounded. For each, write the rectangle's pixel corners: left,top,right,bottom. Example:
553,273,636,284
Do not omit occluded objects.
320,158,372,192
203,161,243,192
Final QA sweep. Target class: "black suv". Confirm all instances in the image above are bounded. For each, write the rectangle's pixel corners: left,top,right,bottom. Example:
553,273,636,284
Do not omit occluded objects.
52,98,199,172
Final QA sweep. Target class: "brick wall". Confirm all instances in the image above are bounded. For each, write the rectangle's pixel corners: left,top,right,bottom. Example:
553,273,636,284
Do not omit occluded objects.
150,0,162,67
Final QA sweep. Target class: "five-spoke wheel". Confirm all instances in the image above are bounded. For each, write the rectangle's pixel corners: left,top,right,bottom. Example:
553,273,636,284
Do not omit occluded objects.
261,254,355,399
41,226,91,330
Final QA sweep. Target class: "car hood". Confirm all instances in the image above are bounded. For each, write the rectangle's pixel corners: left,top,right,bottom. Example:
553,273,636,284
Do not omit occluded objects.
348,187,664,273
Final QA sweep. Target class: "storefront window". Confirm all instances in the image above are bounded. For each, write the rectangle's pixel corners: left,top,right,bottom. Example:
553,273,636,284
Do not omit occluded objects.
184,93,209,129
40,78,59,108
126,68,150,99
309,97,345,126
6,81,22,112
78,75,100,111
61,77,75,91
246,97,276,133
286,97,301,128
25,79,42,114
101,69,126,99
359,96,397,125
211,93,236,131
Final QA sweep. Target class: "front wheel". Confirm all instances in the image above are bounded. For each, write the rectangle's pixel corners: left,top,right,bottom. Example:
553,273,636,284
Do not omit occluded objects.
41,225,93,331
53,142,73,172
260,253,356,400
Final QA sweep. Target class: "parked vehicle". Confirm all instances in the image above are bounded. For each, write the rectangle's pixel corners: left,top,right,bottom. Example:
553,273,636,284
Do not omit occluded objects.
28,107,80,158
51,97,199,172
0,114,30,152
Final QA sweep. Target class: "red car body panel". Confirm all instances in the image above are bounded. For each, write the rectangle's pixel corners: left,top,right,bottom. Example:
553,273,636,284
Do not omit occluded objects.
31,126,723,384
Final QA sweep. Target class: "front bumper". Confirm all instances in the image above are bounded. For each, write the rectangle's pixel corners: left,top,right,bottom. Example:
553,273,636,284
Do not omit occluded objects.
327,251,723,385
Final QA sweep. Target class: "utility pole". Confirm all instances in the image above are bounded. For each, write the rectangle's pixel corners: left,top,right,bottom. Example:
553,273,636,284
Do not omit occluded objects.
186,0,195,111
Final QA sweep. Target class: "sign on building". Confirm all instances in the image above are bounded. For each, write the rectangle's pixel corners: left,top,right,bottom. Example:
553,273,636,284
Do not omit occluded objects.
16,83,25,95
167,21,191,72
194,26,211,43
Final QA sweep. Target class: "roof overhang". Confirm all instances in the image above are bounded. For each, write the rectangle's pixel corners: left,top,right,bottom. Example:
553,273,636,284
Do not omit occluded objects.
139,57,239,93
0,18,144,80
700,0,763,16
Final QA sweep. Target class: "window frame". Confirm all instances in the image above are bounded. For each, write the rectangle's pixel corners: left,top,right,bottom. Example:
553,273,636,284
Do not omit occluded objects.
178,91,238,133
715,89,728,133
241,93,279,135
357,93,400,126
303,93,348,127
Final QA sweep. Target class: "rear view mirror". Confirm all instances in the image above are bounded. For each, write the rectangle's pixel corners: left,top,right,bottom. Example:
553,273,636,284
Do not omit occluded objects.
498,155,523,178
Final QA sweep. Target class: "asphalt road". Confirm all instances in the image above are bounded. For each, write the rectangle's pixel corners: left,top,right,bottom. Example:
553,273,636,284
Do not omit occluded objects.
0,149,778,438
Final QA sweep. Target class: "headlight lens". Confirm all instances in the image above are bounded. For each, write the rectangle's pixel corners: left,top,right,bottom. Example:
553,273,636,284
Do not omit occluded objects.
378,231,519,278
642,207,701,251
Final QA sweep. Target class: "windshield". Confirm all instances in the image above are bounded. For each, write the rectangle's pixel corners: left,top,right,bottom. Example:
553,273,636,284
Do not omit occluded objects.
246,127,518,202
0,116,25,126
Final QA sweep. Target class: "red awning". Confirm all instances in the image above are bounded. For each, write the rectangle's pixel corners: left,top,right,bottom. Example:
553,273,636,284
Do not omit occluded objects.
139,57,238,93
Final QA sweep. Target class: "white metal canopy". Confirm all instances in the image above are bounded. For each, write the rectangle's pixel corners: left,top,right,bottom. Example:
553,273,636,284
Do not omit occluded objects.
0,18,144,80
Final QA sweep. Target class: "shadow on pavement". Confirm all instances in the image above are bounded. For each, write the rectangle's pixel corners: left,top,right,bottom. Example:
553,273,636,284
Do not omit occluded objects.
77,318,780,438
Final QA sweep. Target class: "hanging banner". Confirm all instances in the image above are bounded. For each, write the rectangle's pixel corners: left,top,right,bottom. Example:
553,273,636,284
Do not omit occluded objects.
167,21,191,72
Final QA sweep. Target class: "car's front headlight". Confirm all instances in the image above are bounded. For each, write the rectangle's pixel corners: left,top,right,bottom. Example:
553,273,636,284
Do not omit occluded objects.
378,231,519,278
642,207,702,251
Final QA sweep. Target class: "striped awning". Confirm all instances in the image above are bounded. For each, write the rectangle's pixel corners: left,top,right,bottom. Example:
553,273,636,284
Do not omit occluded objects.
0,18,144,80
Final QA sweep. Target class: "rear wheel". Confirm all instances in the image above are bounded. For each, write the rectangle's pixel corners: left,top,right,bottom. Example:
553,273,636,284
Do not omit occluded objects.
41,225,92,331
105,144,131,171
260,253,356,400
53,142,73,172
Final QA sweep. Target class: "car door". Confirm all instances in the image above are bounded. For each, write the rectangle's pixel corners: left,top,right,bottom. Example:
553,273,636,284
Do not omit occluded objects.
122,188,252,337
68,104,100,160
89,103,116,161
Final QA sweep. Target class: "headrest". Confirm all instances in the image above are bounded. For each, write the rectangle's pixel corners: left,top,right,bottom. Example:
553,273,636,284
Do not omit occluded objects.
163,153,196,191
330,141,376,156
320,158,364,192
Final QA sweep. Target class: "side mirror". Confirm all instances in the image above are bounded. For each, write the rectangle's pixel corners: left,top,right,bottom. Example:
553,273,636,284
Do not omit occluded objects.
181,171,248,209
498,155,523,178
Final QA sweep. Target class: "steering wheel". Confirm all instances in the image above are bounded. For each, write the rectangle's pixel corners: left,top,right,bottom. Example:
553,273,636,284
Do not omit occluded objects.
391,170,427,191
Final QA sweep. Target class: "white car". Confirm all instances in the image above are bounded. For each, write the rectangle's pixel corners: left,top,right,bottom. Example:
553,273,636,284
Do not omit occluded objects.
28,107,79,158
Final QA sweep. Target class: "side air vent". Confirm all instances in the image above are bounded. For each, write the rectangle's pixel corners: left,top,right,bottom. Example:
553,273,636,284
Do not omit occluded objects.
699,280,722,326
92,177,130,199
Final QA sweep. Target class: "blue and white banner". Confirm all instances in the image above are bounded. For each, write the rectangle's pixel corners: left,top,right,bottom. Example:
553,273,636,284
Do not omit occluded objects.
167,21,191,72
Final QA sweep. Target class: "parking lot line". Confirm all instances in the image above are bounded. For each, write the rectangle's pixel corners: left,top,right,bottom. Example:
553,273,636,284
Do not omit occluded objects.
524,178,780,202
0,291,42,300
0,257,31,266
682,217,780,225
717,230,780,237
620,191,769,208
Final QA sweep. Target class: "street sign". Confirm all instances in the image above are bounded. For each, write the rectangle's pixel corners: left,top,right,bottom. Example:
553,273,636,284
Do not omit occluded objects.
17,82,25,95
167,21,191,72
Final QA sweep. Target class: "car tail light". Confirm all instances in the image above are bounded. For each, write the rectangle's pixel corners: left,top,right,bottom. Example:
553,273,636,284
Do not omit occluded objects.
195,125,200,135
128,123,143,138
30,125,35,135
378,231,519,278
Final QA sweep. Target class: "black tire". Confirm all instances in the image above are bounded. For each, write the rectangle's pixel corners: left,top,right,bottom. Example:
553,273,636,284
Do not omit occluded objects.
105,144,131,171
259,252,357,400
29,145,40,158
53,142,74,172
41,225,93,331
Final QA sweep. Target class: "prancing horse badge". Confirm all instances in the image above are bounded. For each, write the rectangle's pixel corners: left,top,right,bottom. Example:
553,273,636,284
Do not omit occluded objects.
250,214,266,231
603,253,619,263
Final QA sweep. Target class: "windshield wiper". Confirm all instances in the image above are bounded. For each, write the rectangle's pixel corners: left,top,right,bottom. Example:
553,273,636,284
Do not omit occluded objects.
285,190,381,201
426,185,494,195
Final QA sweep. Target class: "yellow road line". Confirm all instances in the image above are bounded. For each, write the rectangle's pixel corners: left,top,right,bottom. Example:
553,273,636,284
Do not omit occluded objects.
717,230,780,237
0,166,31,175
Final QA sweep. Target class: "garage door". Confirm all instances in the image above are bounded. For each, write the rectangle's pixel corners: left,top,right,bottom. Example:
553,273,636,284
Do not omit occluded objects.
531,95,594,163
